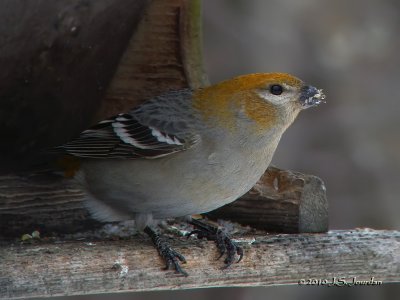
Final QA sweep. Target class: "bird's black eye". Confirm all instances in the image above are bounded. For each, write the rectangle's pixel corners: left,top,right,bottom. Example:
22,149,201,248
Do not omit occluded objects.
270,84,283,95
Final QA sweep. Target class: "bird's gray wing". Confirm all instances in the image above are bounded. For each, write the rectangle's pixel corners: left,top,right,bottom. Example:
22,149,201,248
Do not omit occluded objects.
57,112,198,159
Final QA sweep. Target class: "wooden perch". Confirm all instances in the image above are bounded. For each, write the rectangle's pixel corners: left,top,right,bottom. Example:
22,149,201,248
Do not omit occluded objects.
1,229,399,299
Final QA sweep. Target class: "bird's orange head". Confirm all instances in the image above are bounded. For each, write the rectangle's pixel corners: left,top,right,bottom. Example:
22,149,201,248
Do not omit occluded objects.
193,73,325,132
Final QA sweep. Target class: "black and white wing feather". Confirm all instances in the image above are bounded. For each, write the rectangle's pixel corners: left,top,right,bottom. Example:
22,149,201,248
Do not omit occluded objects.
58,113,197,159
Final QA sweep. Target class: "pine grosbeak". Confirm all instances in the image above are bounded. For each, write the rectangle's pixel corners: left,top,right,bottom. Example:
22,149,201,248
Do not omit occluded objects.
58,73,325,275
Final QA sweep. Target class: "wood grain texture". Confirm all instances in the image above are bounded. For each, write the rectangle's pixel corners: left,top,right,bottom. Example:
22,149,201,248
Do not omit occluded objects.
0,173,99,238
98,0,207,118
0,229,398,299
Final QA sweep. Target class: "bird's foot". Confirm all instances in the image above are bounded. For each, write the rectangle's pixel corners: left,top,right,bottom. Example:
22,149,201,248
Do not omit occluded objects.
144,226,188,276
188,218,243,268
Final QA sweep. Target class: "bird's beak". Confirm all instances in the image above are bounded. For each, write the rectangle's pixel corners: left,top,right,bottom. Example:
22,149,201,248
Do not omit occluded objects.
299,85,326,109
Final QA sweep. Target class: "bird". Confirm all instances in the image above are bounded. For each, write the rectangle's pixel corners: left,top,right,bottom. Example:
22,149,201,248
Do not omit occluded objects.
56,73,325,275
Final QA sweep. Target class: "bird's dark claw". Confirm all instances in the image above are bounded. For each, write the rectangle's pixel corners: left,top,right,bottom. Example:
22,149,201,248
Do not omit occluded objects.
144,226,188,276
216,228,243,267
188,219,243,268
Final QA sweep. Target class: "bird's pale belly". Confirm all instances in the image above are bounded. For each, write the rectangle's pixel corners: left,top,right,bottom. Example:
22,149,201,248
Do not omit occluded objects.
81,142,274,221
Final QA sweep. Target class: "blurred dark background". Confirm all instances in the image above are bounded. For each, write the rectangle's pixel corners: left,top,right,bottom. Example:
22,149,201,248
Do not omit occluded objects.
28,0,400,298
